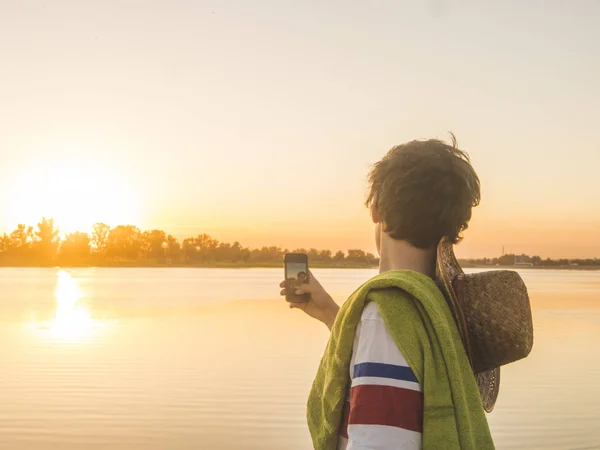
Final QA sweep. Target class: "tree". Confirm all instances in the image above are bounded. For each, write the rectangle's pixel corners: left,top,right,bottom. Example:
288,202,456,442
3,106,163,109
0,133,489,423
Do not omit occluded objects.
334,250,345,262
0,233,12,264
34,217,60,263
347,249,367,263
308,248,320,262
60,231,91,262
365,252,378,266
215,242,232,262
182,237,196,263
319,249,333,262
251,246,284,263
0,233,11,253
266,246,284,262
7,224,34,263
106,225,142,260
142,229,167,262
229,241,243,263
165,234,181,263
241,247,251,263
194,234,219,263
498,254,515,266
10,224,34,248
92,223,111,256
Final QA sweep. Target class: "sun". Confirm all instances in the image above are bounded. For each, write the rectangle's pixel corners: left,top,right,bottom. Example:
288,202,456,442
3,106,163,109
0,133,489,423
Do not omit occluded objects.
5,155,141,233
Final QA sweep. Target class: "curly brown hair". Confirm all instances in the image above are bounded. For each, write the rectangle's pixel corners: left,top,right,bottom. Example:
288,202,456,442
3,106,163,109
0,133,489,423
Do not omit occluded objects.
366,135,480,249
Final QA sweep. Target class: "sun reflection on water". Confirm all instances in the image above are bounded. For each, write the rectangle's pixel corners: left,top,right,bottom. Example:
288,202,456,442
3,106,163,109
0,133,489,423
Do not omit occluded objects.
51,270,93,339
33,270,108,342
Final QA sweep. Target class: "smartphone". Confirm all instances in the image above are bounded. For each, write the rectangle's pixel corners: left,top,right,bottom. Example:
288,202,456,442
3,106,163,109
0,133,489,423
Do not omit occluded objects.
284,253,310,302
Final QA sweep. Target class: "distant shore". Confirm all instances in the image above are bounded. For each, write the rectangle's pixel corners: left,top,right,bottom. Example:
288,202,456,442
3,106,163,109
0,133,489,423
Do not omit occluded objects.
460,264,600,271
0,262,598,270
3,219,598,271
0,261,378,270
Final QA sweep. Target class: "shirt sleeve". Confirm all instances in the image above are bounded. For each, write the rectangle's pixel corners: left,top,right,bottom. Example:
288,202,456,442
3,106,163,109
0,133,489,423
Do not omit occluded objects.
340,302,423,450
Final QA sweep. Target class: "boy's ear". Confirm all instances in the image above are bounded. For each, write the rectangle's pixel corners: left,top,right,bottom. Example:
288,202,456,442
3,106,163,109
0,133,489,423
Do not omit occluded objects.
370,202,380,224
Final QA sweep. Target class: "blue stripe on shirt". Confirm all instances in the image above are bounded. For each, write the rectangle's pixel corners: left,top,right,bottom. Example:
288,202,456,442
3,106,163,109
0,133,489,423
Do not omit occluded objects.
353,362,418,383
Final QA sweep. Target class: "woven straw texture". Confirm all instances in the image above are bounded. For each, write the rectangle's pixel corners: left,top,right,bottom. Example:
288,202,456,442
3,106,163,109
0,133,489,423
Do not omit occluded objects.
454,271,533,373
436,237,534,413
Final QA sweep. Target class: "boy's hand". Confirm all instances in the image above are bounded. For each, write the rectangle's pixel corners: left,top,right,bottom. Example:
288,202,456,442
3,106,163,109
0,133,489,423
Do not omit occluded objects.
280,270,339,330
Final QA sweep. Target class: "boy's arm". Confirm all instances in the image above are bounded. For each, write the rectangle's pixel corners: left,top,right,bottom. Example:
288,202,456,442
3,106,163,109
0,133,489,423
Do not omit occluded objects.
340,303,423,449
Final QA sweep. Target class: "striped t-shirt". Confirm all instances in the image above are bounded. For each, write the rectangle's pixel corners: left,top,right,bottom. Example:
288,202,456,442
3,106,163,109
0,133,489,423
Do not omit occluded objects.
337,302,424,450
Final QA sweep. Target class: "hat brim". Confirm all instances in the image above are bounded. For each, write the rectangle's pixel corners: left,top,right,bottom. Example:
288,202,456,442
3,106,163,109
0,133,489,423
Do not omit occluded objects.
436,237,500,413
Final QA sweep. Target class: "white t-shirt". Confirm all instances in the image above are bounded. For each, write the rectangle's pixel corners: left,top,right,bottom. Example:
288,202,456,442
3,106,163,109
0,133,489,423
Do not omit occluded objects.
337,302,423,450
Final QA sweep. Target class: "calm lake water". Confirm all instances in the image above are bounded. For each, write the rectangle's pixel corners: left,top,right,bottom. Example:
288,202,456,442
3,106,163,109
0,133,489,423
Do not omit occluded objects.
1,268,599,450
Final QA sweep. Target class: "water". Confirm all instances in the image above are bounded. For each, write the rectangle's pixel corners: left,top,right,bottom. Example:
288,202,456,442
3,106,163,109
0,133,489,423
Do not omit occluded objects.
0,268,599,449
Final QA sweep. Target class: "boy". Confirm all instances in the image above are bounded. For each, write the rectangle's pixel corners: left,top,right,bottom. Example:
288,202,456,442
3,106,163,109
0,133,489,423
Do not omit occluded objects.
280,137,493,449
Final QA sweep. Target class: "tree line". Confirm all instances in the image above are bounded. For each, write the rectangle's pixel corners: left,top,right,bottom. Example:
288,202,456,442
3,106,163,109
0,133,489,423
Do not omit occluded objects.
460,254,600,268
0,218,379,267
2,219,597,268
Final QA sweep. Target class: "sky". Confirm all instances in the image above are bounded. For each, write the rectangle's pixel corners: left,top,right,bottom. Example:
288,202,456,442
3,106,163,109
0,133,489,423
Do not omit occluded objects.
1,0,599,258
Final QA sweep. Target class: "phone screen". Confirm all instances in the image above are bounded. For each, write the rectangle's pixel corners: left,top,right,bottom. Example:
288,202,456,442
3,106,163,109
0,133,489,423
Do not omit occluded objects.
284,254,309,302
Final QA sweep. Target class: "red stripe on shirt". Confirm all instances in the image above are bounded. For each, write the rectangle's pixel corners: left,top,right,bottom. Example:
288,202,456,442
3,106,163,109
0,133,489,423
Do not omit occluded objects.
349,384,424,433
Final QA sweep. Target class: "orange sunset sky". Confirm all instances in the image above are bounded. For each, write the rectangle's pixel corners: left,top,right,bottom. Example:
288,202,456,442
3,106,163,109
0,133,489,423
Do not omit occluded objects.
1,1,599,259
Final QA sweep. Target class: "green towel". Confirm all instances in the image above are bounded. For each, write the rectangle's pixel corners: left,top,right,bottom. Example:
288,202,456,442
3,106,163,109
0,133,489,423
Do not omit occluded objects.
307,270,494,449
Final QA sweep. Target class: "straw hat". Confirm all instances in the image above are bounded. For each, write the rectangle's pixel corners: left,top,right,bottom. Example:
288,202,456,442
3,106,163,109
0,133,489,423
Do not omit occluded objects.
435,237,534,412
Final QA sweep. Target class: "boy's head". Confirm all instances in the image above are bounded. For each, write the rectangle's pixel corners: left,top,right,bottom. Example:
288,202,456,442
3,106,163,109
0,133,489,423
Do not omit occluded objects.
366,135,480,250
297,271,307,282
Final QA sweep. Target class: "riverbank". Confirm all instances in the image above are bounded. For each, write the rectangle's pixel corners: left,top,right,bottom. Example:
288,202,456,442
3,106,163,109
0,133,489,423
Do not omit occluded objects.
1,262,599,270
0,261,379,269
460,264,600,271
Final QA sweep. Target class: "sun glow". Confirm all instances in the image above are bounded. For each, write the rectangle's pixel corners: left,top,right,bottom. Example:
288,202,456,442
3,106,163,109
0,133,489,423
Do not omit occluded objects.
5,155,141,233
